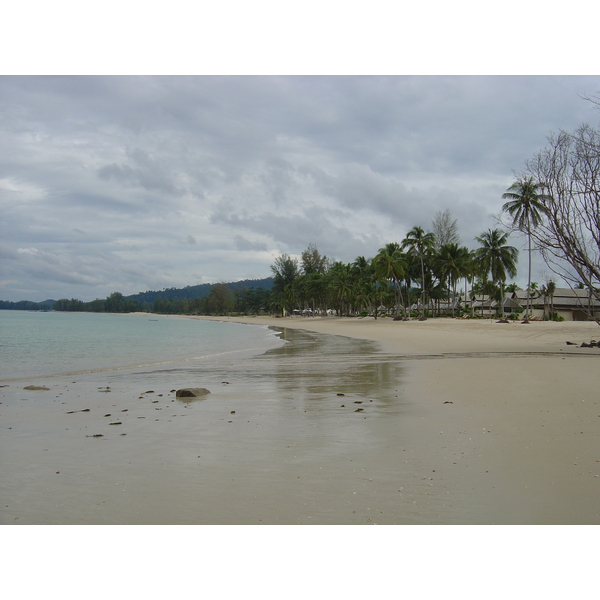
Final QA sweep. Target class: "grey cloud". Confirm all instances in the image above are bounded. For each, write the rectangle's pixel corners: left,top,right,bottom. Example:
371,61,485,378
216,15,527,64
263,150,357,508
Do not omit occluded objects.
12,247,107,286
234,236,268,252
212,203,380,263
98,148,183,195
259,158,296,206
2,75,599,301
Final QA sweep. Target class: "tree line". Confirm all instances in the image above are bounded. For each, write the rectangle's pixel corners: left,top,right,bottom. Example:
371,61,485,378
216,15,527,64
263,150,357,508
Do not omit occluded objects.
268,220,521,319
48,287,274,315
1,284,275,315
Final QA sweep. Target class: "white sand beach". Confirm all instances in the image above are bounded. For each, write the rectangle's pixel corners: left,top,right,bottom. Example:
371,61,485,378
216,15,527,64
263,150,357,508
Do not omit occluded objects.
1,315,599,525
198,315,600,524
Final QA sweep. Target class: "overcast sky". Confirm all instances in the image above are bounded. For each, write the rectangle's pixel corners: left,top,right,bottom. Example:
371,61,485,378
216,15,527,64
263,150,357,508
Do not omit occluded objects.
1,74,599,301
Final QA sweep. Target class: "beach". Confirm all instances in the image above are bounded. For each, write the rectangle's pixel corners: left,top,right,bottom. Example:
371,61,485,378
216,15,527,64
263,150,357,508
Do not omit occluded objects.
1,315,599,524
198,316,600,524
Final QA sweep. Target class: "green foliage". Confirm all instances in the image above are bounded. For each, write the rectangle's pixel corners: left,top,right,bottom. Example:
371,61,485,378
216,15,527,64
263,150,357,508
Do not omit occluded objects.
402,226,436,316
474,229,518,313
205,283,233,315
271,254,299,295
125,278,273,304
0,299,56,311
301,243,330,275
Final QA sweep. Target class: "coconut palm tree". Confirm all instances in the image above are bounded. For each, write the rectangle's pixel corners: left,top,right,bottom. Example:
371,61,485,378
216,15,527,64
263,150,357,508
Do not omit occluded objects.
402,227,436,317
545,279,556,320
351,256,374,315
436,243,470,316
475,229,519,317
372,243,408,317
329,261,354,316
402,251,419,315
460,249,479,317
502,177,551,321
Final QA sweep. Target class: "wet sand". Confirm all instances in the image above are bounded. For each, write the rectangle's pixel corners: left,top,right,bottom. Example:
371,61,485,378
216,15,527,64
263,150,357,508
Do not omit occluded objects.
1,315,599,524
198,315,600,524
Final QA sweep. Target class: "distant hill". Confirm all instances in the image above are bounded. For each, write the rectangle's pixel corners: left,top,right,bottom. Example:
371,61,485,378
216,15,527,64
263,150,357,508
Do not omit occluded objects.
124,277,274,304
0,299,56,311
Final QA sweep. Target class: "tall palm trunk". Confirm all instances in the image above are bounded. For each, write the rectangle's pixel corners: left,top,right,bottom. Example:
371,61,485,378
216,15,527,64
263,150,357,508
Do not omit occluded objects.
419,256,426,317
525,228,532,321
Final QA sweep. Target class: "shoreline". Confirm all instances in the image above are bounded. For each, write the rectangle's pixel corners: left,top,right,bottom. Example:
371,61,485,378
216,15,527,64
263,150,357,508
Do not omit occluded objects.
2,314,599,524
190,312,600,353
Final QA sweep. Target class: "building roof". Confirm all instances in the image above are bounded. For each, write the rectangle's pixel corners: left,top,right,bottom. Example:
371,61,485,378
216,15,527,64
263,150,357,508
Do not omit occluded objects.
529,287,600,309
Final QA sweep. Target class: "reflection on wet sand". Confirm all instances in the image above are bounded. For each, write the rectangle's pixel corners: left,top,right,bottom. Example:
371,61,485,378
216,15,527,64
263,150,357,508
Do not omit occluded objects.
2,325,421,525
257,327,404,411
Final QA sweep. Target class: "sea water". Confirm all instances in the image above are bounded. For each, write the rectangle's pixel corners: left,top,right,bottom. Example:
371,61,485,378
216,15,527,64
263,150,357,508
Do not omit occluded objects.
0,311,284,381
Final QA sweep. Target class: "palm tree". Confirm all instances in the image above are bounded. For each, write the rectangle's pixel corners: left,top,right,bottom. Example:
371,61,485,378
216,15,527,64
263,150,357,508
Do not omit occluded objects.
402,227,436,317
436,243,470,316
460,250,479,317
372,244,408,317
329,261,354,316
475,229,519,317
351,256,374,315
402,251,419,315
544,279,557,320
348,256,377,318
502,177,551,321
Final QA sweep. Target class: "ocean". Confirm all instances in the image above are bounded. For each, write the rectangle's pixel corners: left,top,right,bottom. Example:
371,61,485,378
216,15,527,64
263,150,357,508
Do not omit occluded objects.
0,311,285,381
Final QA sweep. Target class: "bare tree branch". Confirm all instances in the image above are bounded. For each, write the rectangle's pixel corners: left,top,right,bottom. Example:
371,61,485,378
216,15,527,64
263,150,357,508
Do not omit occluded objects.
522,124,600,324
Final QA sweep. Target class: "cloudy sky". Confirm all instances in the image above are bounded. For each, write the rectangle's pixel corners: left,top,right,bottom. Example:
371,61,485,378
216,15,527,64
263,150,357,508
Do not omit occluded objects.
1,74,599,301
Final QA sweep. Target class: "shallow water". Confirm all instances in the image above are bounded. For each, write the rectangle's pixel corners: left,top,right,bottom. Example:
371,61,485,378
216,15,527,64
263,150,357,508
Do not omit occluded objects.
0,311,283,380
1,325,436,525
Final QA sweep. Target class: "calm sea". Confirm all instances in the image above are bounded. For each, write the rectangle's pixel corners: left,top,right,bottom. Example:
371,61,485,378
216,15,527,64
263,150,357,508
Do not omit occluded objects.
0,311,284,381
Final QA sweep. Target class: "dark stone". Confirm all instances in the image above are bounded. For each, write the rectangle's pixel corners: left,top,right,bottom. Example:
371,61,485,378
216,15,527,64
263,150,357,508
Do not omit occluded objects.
175,388,211,399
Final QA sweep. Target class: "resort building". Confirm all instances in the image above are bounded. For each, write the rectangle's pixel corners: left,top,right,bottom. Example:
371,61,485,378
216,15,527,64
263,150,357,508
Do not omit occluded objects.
523,287,600,321
461,288,600,320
